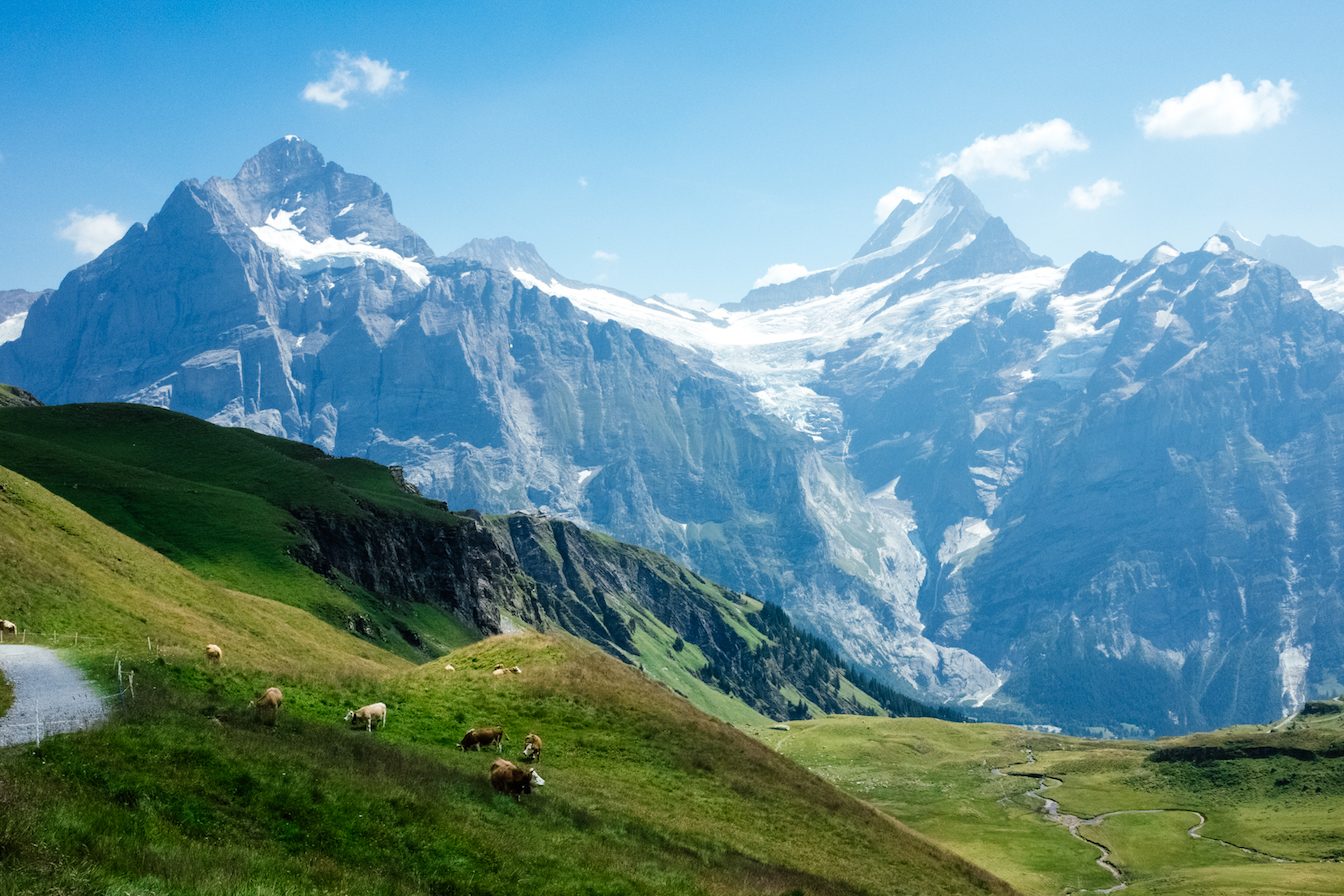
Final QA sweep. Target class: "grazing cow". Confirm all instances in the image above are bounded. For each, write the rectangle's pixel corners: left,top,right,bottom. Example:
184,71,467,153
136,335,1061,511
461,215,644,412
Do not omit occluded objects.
490,758,544,802
205,643,223,663
1,620,16,635
345,702,388,731
458,726,508,752
251,687,283,725
523,732,543,762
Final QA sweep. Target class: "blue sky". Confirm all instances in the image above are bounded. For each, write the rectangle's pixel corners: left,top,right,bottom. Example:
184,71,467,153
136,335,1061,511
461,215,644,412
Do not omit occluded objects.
3,1,1342,305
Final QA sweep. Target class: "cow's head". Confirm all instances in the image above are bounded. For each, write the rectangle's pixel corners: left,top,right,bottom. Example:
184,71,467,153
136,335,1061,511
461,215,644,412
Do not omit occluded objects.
343,709,355,722
528,768,545,788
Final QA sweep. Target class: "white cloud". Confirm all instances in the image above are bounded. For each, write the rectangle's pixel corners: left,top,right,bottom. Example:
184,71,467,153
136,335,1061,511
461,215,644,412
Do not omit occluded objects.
937,119,1089,181
1139,74,1296,139
593,250,618,262
57,209,130,257
874,186,925,223
1068,178,1123,210
578,176,589,188
302,52,408,109
753,263,811,289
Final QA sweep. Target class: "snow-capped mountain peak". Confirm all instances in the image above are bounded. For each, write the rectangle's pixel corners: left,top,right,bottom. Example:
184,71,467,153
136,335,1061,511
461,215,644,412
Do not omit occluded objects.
853,174,986,259
729,175,1047,313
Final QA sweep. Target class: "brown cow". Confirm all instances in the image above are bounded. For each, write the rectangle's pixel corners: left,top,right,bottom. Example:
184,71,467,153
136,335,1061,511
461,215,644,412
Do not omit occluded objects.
523,732,543,762
251,687,283,725
458,726,508,752
490,758,544,802
345,702,387,731
205,644,223,663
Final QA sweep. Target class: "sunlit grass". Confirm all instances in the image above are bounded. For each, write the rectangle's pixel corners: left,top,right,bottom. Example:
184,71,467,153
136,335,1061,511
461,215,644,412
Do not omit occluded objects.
758,716,1344,896
0,467,1020,895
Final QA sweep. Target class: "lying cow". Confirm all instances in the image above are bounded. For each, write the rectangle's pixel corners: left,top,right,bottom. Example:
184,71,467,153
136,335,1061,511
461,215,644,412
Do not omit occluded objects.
251,687,283,725
523,732,543,762
458,726,508,752
205,643,223,663
490,758,544,802
345,702,387,731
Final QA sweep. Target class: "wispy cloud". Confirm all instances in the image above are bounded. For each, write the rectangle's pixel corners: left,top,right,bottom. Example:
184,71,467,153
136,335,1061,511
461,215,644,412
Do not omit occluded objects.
1068,178,1123,210
753,263,811,289
57,209,130,257
937,119,1088,181
302,52,408,109
1139,74,1296,139
593,250,618,262
578,177,589,188
874,186,925,224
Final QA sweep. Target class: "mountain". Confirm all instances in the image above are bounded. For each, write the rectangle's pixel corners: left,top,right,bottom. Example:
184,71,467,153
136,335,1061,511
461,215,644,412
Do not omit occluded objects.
1218,223,1344,282
726,175,1051,312
0,138,991,711
548,196,1344,734
1219,223,1344,312
7,138,1343,735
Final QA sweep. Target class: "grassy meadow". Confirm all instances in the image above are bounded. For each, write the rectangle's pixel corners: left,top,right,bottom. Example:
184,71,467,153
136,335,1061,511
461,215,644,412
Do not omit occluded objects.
754,715,1344,896
0,402,475,663
0,465,1019,895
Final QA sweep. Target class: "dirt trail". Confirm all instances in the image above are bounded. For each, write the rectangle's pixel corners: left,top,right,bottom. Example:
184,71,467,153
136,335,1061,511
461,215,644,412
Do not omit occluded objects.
0,645,108,746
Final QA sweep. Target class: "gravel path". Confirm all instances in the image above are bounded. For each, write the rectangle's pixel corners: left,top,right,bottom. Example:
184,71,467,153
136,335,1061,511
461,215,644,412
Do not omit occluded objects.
0,645,109,746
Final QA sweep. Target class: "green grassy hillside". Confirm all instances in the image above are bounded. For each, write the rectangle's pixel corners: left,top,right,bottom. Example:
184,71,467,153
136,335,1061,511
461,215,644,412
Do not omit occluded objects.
0,401,956,727
755,715,1344,896
0,468,1018,896
0,401,478,663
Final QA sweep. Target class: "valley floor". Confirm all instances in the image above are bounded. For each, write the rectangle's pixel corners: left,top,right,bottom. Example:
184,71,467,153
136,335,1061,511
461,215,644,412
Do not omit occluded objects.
752,716,1344,896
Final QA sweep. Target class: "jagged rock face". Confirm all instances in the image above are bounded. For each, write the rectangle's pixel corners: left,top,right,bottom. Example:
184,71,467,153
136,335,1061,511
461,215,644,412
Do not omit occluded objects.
287,502,901,721
833,241,1344,733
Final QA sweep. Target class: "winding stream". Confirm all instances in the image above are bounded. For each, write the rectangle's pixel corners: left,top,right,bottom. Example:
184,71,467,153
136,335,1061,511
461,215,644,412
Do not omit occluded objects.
991,750,1293,893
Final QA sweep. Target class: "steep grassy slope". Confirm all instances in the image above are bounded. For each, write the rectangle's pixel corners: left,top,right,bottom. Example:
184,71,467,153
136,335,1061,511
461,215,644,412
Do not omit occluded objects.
0,462,406,679
0,469,1018,896
756,716,1344,896
0,401,957,726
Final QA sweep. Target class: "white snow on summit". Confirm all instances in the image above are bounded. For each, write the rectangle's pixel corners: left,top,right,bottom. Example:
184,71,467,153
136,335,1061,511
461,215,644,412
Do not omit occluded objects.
251,208,430,288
